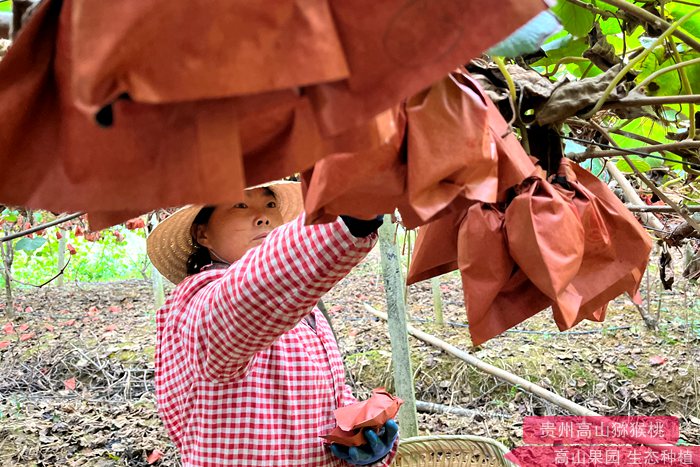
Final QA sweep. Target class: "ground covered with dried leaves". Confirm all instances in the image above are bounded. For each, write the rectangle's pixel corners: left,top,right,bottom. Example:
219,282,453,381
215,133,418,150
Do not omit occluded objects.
1,249,699,466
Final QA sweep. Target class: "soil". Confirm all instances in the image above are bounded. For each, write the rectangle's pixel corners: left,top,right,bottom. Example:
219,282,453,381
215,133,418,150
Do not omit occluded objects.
1,248,699,466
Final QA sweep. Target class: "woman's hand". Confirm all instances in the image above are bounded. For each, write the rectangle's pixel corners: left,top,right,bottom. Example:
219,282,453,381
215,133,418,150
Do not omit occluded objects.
330,419,399,465
339,215,384,238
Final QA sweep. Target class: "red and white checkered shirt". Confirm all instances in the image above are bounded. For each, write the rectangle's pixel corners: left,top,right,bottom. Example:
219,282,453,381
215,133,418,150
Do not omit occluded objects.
155,215,398,466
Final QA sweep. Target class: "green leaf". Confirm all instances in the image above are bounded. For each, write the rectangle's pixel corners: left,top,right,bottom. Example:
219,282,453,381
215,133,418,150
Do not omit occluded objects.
0,1,11,13
552,0,595,37
580,158,609,181
599,17,622,35
1,208,18,222
666,5,700,42
636,50,683,97
616,156,652,173
615,118,674,146
14,237,47,252
661,152,684,172
565,61,603,77
607,30,642,54
536,34,588,66
590,0,618,13
679,52,700,94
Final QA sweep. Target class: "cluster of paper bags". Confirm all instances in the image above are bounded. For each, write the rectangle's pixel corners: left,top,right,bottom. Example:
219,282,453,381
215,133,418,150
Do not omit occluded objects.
303,73,652,346
0,0,651,343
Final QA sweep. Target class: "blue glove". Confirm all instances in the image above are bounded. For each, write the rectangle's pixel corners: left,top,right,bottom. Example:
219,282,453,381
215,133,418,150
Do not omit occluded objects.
330,419,399,466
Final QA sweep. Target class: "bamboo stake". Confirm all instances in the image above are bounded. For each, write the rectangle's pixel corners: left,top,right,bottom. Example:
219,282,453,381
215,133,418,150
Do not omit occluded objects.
378,216,419,437
1,224,13,316
430,276,444,326
148,214,165,310
365,304,600,417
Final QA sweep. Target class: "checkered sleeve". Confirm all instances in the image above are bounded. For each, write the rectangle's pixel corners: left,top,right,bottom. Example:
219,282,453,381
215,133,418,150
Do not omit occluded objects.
182,214,376,381
342,384,358,406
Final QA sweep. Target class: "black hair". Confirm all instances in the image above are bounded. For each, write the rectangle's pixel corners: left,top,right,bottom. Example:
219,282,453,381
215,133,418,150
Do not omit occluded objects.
186,206,216,276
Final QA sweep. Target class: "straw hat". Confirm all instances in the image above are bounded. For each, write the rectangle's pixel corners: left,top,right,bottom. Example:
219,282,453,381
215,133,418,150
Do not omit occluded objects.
147,181,303,285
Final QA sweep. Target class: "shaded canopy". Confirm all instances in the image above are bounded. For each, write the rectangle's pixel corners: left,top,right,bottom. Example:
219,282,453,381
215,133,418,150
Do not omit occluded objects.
0,0,652,342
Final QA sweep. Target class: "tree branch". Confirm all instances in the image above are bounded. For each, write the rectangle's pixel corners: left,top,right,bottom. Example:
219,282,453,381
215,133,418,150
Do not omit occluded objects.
625,204,700,213
594,0,700,53
365,304,600,416
582,8,700,118
569,141,700,161
605,94,700,110
564,0,618,19
620,154,700,232
0,212,84,243
637,57,700,90
604,160,666,231
11,256,73,288
591,121,700,234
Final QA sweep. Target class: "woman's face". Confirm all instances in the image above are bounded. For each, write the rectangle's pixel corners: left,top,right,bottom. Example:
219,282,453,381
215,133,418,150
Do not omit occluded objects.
194,188,284,263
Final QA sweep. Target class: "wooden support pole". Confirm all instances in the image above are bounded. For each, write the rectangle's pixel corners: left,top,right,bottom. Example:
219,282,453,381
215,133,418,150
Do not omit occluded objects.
152,263,165,309
56,230,66,287
148,214,165,310
378,215,418,437
1,224,13,316
365,304,601,417
430,276,444,326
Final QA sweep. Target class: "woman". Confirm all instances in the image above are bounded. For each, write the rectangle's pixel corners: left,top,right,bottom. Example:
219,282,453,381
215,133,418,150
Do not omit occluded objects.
147,181,398,467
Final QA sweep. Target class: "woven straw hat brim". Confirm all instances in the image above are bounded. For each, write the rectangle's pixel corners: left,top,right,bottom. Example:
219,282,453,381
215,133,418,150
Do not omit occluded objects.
147,181,303,285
